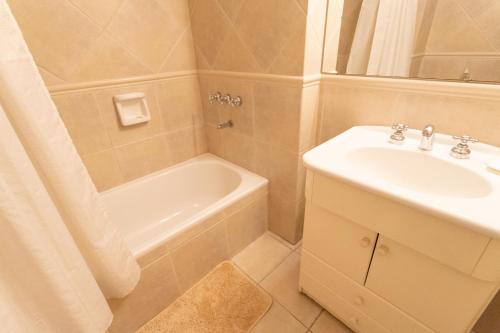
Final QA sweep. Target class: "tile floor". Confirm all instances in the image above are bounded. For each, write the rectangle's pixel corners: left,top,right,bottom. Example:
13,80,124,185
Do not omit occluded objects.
231,232,353,333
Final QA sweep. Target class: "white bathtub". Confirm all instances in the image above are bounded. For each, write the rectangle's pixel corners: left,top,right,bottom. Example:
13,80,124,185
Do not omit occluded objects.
101,154,268,257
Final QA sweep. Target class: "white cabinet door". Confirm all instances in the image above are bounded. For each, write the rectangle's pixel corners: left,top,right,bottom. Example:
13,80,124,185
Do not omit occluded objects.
302,202,377,284
366,236,497,333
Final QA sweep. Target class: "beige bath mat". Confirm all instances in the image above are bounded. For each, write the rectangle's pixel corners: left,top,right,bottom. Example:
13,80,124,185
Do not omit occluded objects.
137,261,272,333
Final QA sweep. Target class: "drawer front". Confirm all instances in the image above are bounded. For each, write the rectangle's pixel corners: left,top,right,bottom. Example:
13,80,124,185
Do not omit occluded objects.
301,250,433,333
301,272,389,333
311,173,489,275
366,237,497,333
303,203,377,284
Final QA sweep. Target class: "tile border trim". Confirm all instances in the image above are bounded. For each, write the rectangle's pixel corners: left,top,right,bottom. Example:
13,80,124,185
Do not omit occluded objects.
48,69,500,101
321,75,500,101
48,70,198,95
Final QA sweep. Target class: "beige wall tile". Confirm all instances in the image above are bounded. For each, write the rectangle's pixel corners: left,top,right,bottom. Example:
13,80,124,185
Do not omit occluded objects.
159,27,198,72
318,83,500,147
225,194,267,256
171,222,229,291
221,131,256,172
71,34,151,82
234,0,306,71
52,93,111,155
108,254,180,333
190,0,231,66
232,233,292,282
106,0,187,72
115,136,170,181
164,127,197,165
7,0,102,80
198,76,221,126
94,84,163,146
254,142,301,202
268,29,306,76
194,125,208,154
212,32,261,72
268,191,302,244
68,0,124,27
205,124,224,156
11,0,195,85
254,83,302,152
155,78,202,132
38,67,66,86
261,251,322,327
216,0,245,22
81,150,124,192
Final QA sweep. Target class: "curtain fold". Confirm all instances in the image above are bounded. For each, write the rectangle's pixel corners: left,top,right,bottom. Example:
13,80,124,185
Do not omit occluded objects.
0,103,112,332
347,0,418,77
0,0,141,331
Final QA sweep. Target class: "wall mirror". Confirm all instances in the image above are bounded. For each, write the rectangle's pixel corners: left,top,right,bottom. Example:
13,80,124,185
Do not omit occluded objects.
322,0,500,84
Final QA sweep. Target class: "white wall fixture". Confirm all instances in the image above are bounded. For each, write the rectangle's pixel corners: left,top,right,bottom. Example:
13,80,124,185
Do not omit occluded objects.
113,92,150,126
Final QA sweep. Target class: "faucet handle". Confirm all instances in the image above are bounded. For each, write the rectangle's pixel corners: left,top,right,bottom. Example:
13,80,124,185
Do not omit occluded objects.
452,135,479,144
389,123,408,144
450,135,479,159
391,123,408,132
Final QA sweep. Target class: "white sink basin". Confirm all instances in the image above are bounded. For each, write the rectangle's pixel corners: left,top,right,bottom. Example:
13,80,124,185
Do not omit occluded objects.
303,126,500,238
346,147,492,198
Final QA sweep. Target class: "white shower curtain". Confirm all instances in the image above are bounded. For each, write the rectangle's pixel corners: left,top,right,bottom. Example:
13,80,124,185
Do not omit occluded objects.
0,1,140,331
347,0,418,77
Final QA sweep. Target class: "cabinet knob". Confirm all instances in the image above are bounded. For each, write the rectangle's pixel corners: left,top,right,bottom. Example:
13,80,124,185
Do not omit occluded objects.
349,316,359,325
377,245,390,256
359,237,371,248
354,296,364,305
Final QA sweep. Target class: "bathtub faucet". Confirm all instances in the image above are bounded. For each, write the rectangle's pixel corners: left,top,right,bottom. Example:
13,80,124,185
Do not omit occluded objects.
217,120,233,129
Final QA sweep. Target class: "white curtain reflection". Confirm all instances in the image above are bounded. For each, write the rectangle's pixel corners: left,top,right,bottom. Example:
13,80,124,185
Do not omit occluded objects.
347,0,418,77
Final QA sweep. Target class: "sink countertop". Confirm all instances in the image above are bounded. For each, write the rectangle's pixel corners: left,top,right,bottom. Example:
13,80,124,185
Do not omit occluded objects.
303,126,500,239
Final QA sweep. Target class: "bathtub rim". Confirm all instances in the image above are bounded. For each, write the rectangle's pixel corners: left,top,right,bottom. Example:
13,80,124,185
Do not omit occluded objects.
100,153,269,258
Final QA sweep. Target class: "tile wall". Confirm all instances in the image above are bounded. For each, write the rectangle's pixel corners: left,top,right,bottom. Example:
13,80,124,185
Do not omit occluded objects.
191,0,326,243
317,79,500,147
198,73,320,243
51,76,206,191
7,0,197,84
8,0,207,190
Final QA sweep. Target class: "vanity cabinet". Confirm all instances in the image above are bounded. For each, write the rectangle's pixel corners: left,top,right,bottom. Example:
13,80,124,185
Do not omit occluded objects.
300,171,499,333
303,204,377,284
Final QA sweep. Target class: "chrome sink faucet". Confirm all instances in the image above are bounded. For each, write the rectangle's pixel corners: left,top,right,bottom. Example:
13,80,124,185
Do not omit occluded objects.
419,124,435,151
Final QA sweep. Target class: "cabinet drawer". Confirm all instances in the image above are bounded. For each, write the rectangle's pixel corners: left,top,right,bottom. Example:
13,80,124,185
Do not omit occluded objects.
303,203,377,284
300,250,433,333
301,271,389,333
366,237,497,333
311,173,489,275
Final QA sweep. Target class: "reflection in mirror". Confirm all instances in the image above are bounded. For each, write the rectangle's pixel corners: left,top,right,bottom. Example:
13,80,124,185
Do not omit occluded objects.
323,0,500,83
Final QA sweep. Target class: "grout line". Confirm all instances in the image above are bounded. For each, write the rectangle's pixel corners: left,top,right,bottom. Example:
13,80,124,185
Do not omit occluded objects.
258,247,296,284
307,309,324,331
157,25,191,72
213,0,264,72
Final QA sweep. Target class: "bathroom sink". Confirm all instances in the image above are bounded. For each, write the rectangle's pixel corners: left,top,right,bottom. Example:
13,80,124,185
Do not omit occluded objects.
346,147,492,198
303,126,500,238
